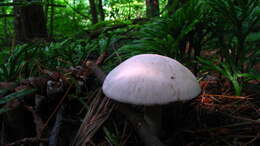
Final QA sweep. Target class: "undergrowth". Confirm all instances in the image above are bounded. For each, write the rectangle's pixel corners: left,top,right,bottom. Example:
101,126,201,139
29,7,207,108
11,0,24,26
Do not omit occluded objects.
0,0,259,146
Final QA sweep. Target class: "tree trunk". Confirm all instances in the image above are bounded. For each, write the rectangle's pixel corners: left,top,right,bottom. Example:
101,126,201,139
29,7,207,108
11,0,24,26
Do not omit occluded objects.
89,0,98,24
145,0,159,18
50,0,54,38
97,0,105,21
13,0,48,43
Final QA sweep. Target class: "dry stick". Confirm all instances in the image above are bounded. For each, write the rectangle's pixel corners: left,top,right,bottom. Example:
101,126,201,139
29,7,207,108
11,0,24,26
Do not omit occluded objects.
39,84,73,138
86,61,165,146
48,106,64,146
5,138,48,146
225,114,260,124
245,133,260,145
202,93,248,100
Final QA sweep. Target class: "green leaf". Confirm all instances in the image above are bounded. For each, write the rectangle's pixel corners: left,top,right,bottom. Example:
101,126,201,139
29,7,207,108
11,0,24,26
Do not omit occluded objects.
237,73,260,80
0,108,9,115
0,88,37,105
246,32,260,42
0,89,9,96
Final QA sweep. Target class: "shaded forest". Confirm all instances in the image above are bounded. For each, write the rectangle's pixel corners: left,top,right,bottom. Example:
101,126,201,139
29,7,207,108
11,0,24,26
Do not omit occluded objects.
0,0,259,146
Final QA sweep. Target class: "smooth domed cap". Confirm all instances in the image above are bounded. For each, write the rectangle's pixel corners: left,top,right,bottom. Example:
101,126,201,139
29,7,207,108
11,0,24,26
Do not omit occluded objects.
102,54,201,105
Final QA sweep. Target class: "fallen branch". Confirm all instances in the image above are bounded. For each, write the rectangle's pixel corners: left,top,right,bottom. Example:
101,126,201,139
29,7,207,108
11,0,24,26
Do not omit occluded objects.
48,106,64,146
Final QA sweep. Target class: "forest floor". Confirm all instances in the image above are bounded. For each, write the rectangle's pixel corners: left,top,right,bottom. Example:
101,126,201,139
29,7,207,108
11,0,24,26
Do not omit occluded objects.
0,54,259,146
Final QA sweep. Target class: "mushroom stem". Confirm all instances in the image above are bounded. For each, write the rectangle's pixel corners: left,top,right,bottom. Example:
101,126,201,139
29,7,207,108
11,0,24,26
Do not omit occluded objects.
118,104,165,146
144,106,162,136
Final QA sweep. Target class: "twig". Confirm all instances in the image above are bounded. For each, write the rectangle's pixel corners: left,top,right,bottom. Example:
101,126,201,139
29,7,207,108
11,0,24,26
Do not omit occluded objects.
39,84,72,138
202,93,249,100
244,132,260,145
226,115,260,124
189,121,258,134
5,137,48,146
95,52,109,65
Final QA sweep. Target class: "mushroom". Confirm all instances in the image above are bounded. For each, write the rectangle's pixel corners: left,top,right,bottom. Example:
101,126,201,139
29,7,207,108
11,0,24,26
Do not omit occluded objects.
102,54,201,137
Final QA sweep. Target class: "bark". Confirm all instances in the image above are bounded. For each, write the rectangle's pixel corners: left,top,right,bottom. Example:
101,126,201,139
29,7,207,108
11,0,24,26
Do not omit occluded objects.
13,0,48,43
88,0,98,24
146,0,160,17
97,0,105,21
50,0,54,38
2,8,7,38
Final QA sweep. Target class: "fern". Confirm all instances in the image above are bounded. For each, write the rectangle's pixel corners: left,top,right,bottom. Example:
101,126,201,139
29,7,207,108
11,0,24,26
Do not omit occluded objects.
118,0,208,63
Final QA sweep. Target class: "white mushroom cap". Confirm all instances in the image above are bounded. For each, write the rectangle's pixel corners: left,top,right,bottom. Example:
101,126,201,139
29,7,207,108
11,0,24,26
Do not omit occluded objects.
102,54,201,105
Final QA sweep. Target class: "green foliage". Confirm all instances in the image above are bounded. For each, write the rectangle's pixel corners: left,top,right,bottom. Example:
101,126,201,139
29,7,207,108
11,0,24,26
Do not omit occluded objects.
50,0,151,37
198,0,260,95
0,0,259,96
0,39,97,81
103,124,125,146
0,108,9,115
0,0,14,46
50,0,89,37
0,89,9,96
198,57,260,95
119,0,208,62
0,88,37,105
102,0,259,95
0,45,31,81
41,39,93,67
0,88,36,114
0,43,56,81
207,0,259,66
104,0,145,20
